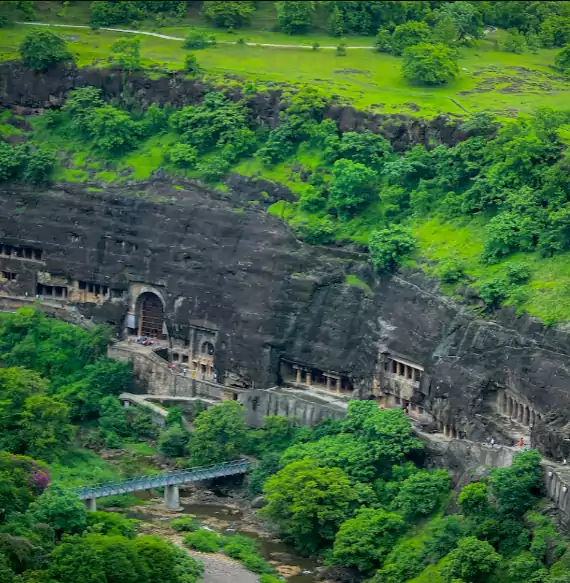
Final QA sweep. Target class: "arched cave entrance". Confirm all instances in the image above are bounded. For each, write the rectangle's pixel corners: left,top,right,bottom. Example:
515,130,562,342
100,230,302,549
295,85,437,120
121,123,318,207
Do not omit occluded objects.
136,292,165,338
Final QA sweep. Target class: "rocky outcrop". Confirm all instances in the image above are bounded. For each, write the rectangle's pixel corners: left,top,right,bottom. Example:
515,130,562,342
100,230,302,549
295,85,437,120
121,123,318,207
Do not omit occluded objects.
0,62,468,150
0,179,570,453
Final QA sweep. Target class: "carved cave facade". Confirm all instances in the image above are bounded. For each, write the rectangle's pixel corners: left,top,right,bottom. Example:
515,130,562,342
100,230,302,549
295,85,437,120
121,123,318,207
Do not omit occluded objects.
0,183,565,454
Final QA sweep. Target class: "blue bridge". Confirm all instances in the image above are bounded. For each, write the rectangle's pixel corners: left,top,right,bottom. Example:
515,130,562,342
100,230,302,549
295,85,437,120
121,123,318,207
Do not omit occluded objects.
74,459,251,511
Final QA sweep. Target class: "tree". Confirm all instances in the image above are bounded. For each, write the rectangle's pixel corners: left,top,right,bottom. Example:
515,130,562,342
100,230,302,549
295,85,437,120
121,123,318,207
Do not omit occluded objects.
555,46,570,75
262,459,358,553
21,149,56,185
402,43,460,86
158,425,190,458
490,450,543,515
99,396,130,437
433,15,459,45
326,130,393,170
391,470,451,520
167,143,198,168
375,28,392,52
19,395,74,461
111,37,140,72
539,15,570,48
329,159,377,218
478,277,509,309
0,142,24,182
391,20,433,55
276,1,315,34
183,29,212,49
507,552,548,583
503,31,527,53
280,433,382,483
49,533,145,583
183,53,200,75
189,401,247,465
86,105,140,154
86,511,140,539
369,225,416,272
458,482,490,516
331,508,405,572
202,1,255,28
19,29,73,71
28,485,87,537
442,536,501,583
436,1,484,41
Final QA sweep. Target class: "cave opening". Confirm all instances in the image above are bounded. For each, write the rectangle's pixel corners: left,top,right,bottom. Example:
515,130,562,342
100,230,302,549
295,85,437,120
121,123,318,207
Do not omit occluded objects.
136,292,165,338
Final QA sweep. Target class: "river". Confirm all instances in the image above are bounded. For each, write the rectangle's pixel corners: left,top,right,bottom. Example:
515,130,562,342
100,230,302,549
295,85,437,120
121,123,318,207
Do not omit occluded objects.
128,490,321,583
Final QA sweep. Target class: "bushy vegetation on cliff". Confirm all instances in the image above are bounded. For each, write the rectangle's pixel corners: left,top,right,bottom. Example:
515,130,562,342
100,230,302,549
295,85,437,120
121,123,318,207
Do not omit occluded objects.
240,402,568,583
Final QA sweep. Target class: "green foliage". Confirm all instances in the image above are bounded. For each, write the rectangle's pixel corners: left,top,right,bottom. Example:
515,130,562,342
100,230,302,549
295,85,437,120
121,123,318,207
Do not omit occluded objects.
491,450,543,516
222,535,274,574
0,451,49,521
86,512,139,539
0,141,23,181
436,259,465,284
369,225,416,272
555,46,570,75
503,31,527,54
21,149,55,185
436,1,484,41
167,143,198,168
112,37,141,72
423,515,467,564
506,262,531,284
131,408,158,441
372,536,428,583
458,482,490,516
19,394,75,462
19,30,72,71
276,1,315,35
329,158,377,218
331,508,405,572
262,459,358,553
507,552,547,583
402,43,460,86
28,485,87,536
202,1,255,28
189,401,247,465
391,469,451,520
391,21,433,56
183,29,214,50
183,54,200,75
183,529,221,553
539,16,570,48
375,28,392,53
158,425,190,458
170,517,198,532
442,536,501,583
90,1,143,27
87,106,141,154
478,278,510,309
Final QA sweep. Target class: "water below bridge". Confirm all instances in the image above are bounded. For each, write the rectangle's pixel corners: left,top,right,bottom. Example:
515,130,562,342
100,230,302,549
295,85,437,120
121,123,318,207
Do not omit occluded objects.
128,498,320,583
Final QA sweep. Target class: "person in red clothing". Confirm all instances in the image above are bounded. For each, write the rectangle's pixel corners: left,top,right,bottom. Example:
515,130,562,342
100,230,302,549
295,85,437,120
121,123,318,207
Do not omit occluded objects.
517,438,524,447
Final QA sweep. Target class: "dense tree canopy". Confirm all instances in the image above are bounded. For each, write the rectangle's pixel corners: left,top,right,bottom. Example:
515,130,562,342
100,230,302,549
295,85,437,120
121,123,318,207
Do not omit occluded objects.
19,30,72,71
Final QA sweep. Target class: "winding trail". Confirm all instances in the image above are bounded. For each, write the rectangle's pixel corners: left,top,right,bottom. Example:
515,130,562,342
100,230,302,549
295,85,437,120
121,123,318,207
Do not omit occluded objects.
17,21,374,49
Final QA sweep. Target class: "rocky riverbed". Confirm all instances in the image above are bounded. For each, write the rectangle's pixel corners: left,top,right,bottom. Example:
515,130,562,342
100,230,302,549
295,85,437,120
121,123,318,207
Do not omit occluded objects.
127,484,328,583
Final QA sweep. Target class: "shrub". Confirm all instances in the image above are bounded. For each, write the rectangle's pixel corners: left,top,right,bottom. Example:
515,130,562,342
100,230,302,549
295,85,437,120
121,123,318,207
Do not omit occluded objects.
312,41,319,50
402,43,459,86
437,260,464,284
171,516,199,532
183,529,221,553
336,42,346,56
503,31,527,54
202,1,255,28
196,156,231,182
21,149,56,184
506,262,531,284
0,142,24,181
158,425,190,458
167,143,198,169
111,36,140,72
183,30,213,50
369,226,416,273
375,28,392,52
19,30,73,71
478,278,509,309
555,46,570,75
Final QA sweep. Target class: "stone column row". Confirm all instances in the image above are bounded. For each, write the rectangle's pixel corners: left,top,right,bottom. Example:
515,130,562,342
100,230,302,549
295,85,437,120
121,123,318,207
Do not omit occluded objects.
500,392,542,427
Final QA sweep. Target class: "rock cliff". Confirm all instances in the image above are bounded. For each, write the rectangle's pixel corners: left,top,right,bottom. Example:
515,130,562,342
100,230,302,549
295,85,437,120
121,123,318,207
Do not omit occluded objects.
0,180,569,455
0,62,468,151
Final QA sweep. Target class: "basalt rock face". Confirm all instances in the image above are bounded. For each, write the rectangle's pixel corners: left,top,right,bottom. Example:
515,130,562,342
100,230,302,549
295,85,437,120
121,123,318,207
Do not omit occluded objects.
1,180,570,450
0,62,467,150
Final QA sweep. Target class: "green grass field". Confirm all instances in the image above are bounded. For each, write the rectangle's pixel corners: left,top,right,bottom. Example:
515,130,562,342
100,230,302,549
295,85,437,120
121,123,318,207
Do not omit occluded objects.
1,22,569,118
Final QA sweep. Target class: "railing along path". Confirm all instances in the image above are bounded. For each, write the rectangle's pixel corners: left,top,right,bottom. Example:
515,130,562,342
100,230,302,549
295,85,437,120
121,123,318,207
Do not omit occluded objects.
74,459,250,500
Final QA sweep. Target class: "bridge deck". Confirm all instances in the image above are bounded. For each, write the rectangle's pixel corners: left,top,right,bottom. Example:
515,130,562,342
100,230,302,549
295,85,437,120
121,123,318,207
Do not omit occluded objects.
74,460,250,500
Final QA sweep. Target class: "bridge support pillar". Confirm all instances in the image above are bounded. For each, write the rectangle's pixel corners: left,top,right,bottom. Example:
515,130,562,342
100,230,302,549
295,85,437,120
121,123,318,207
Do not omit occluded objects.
85,498,97,512
165,485,182,511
